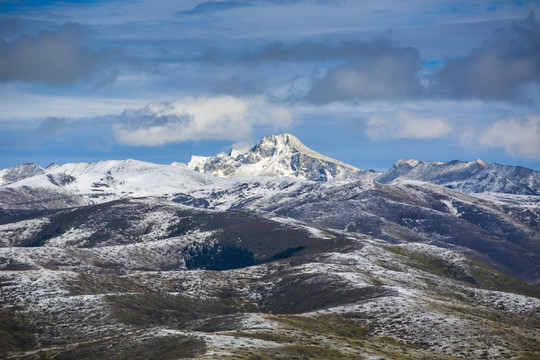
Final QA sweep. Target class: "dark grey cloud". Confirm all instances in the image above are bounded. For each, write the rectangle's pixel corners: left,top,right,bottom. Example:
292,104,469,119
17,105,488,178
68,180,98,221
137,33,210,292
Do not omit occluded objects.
178,1,251,15
118,105,192,132
33,117,69,138
434,12,540,101
201,38,420,65
208,72,268,96
179,0,344,15
33,116,104,139
199,39,423,102
0,23,117,85
197,39,425,102
0,17,20,37
306,40,422,103
33,115,114,142
243,40,387,63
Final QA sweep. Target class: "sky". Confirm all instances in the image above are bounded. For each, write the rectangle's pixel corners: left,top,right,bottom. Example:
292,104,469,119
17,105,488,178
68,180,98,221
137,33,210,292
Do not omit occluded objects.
0,0,539,171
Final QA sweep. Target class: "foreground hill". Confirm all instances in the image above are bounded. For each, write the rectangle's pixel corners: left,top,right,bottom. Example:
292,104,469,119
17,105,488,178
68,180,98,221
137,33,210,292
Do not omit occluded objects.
1,198,539,359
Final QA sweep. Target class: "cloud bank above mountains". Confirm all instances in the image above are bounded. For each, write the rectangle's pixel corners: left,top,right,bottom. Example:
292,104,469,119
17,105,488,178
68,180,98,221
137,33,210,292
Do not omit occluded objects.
1,1,539,169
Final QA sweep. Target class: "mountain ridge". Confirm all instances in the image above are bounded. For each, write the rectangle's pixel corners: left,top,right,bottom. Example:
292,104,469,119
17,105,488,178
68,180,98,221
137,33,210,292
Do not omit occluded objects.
0,162,45,186
186,133,376,181
377,157,540,196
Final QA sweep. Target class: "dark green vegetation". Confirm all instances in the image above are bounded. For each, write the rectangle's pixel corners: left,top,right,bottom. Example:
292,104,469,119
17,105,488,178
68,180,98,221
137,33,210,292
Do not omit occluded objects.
183,242,256,270
225,344,359,360
222,312,477,360
65,272,146,295
169,209,327,271
183,242,306,271
6,333,206,360
269,314,370,340
51,335,205,360
106,292,240,328
15,202,325,271
22,200,132,247
261,245,305,263
166,211,209,238
0,307,36,358
466,257,540,299
197,211,331,259
257,273,395,314
0,208,54,226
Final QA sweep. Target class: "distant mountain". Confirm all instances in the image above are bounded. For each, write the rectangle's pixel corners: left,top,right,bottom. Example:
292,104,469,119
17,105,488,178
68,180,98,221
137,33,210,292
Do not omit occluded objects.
187,133,378,181
377,158,540,195
376,159,488,184
0,159,216,209
454,163,540,195
0,162,44,185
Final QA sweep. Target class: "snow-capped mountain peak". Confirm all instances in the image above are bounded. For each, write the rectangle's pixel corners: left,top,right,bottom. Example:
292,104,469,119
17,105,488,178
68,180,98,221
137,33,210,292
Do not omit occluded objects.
395,158,421,167
186,133,375,181
0,162,45,185
473,158,488,167
228,148,242,158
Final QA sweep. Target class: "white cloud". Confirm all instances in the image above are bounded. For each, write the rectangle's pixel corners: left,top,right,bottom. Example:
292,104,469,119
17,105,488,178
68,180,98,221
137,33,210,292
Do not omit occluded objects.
477,115,540,159
366,110,452,140
113,96,292,146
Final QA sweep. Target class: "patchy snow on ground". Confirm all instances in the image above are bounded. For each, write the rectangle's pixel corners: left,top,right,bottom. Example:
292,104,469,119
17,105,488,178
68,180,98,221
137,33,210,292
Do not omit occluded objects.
0,217,50,247
441,199,460,217
266,213,333,239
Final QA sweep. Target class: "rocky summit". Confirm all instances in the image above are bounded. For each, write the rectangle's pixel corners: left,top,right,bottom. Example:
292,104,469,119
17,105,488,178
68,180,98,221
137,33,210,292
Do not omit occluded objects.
187,133,376,181
1,134,539,360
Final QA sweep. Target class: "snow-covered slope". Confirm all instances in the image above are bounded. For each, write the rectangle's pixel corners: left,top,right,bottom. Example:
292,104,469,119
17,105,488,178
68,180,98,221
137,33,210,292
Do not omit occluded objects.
2,159,217,208
187,133,377,181
454,163,540,195
376,159,489,185
377,158,540,195
0,162,45,185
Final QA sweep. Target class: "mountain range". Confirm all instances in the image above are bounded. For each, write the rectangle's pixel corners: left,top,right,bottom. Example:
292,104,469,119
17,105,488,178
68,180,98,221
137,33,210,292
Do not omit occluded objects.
3,133,539,197
1,133,539,359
